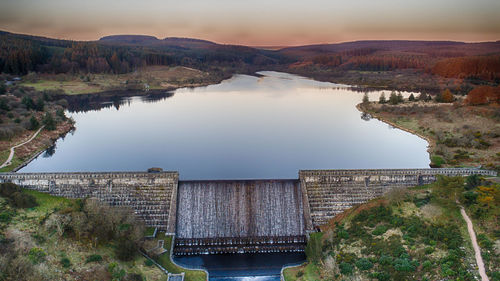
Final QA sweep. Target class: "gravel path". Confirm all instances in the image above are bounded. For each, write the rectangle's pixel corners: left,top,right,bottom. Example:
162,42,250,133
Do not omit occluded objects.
0,126,45,169
460,206,489,281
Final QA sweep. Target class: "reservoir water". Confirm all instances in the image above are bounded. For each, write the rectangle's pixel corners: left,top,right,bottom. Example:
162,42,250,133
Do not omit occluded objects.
20,71,429,178
19,71,430,279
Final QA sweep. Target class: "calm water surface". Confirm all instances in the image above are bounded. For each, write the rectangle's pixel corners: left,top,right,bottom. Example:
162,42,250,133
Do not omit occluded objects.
21,71,429,178
20,71,429,279
21,72,429,175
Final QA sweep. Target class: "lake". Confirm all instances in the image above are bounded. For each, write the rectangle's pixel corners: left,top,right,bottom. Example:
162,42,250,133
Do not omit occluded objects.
20,71,429,178
19,71,430,279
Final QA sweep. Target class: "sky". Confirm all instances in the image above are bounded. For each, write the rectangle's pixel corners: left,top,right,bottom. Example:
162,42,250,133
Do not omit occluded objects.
0,0,499,46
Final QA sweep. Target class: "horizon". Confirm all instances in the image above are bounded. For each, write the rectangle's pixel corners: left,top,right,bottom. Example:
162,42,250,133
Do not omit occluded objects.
2,28,500,48
1,0,499,46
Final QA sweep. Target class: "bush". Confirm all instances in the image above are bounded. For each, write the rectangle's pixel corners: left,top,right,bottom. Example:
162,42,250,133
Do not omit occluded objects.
0,183,38,208
430,155,445,168
372,225,389,236
355,258,373,271
339,262,353,275
86,254,103,263
393,257,416,272
11,191,37,208
144,259,154,267
0,210,15,223
28,116,39,130
465,174,480,190
462,191,478,205
28,247,46,264
60,257,71,268
42,112,56,130
305,233,323,264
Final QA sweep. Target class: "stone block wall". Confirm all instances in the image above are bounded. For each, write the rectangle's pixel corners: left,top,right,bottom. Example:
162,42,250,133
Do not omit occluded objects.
0,171,179,232
299,168,496,228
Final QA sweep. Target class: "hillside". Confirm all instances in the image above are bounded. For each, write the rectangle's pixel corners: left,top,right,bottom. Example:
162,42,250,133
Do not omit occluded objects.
284,175,499,281
279,40,500,94
0,183,205,281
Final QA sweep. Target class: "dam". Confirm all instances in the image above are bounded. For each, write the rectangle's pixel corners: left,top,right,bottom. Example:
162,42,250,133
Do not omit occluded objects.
175,180,305,255
0,168,495,254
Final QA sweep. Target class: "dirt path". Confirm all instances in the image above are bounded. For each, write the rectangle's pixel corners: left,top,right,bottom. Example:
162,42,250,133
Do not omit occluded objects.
0,126,45,169
460,206,489,281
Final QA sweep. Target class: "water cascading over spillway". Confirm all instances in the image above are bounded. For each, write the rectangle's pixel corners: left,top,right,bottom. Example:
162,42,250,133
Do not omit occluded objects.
174,180,306,255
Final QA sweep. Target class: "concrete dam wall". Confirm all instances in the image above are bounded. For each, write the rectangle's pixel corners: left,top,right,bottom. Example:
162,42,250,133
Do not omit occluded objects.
299,168,496,228
174,180,306,255
0,168,495,255
0,171,179,232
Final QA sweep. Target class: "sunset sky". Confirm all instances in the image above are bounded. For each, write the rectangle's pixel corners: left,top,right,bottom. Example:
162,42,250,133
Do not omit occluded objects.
0,0,499,46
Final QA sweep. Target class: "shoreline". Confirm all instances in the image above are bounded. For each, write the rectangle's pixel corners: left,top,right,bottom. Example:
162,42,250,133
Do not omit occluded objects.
0,120,75,172
356,103,434,164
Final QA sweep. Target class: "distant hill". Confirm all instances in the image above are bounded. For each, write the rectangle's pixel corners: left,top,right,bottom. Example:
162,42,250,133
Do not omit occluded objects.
99,34,218,49
99,34,160,45
279,40,500,58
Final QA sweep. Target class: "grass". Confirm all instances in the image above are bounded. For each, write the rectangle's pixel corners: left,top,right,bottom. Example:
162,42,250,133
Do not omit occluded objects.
1,189,169,281
153,233,207,281
283,263,321,281
21,79,104,95
144,227,156,237
20,66,213,95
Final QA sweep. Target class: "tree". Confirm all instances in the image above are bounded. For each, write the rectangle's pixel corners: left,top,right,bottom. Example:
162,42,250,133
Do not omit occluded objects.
42,112,56,130
22,96,35,110
408,93,415,101
0,83,6,95
35,97,45,111
440,89,455,103
379,93,387,104
418,92,430,102
362,92,369,104
389,91,400,105
397,92,404,103
28,116,39,130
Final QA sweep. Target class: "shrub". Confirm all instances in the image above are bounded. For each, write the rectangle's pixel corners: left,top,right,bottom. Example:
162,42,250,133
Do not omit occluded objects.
305,233,323,264
424,247,434,255
28,116,39,130
60,257,71,268
339,262,353,275
393,257,415,272
379,255,392,265
430,155,445,168
372,225,389,236
379,93,387,104
355,258,373,271
42,112,56,130
462,191,478,205
86,254,103,263
0,210,15,223
11,191,37,208
0,183,37,208
28,247,46,264
465,174,480,190
144,259,154,267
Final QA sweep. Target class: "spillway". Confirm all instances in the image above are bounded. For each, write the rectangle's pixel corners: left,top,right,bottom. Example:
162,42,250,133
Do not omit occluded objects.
174,179,306,255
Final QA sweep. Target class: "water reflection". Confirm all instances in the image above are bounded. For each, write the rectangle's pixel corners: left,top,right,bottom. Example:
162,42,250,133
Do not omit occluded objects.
21,71,429,178
63,90,174,113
